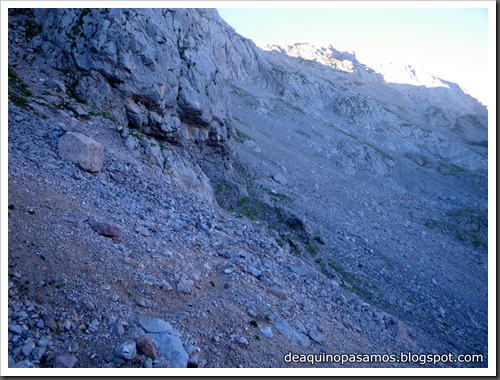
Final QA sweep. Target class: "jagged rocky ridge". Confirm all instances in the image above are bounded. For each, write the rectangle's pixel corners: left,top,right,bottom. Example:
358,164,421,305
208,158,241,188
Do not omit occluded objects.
7,8,488,369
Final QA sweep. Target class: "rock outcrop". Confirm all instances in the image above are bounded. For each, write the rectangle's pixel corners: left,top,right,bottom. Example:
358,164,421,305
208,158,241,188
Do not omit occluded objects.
31,9,239,194
58,131,104,172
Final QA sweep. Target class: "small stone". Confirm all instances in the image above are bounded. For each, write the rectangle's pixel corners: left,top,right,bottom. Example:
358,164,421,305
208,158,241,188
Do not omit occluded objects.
136,297,152,308
89,220,121,238
135,226,151,237
88,319,99,333
37,338,50,347
69,104,88,117
308,326,325,344
110,293,120,302
161,281,173,291
11,359,34,368
31,346,46,361
268,287,288,300
108,316,118,325
43,78,66,93
21,339,35,356
259,325,273,338
13,310,28,320
273,173,288,186
64,321,72,331
274,319,310,347
288,265,309,276
8,324,23,335
114,324,125,336
247,308,257,318
44,314,58,332
114,340,137,360
177,278,193,294
85,302,95,310
247,266,262,278
136,336,158,359
236,336,249,346
66,342,79,353
53,354,77,368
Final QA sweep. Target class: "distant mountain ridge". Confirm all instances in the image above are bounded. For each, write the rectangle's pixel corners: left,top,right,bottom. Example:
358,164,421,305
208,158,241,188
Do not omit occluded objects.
260,42,486,106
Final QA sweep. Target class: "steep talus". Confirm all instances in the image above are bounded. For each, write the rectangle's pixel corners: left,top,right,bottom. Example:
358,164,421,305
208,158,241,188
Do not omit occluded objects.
7,8,488,370
226,41,487,363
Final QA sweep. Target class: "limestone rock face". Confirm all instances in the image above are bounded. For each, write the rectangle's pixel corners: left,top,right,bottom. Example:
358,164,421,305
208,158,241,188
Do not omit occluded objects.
58,132,104,172
32,9,239,181
29,8,283,202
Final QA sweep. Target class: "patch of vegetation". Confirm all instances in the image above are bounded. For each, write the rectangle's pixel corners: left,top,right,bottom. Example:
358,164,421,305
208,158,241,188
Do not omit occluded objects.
441,321,451,330
237,196,250,207
324,258,377,302
260,186,288,201
88,110,119,124
8,67,33,101
423,207,487,251
214,179,232,197
8,92,31,110
24,17,42,41
8,204,15,210
8,67,34,109
34,112,48,120
405,153,465,176
314,235,325,245
65,72,87,105
250,320,258,328
71,8,91,38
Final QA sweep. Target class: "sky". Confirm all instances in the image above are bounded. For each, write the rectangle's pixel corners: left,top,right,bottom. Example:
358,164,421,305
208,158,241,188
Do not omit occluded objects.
217,6,491,105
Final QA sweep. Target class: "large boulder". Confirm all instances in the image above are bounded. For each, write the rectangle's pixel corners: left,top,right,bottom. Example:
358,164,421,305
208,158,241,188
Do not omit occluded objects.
58,132,104,172
139,318,188,368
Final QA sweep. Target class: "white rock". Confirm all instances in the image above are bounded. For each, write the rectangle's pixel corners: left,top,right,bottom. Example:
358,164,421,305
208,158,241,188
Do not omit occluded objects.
58,132,104,172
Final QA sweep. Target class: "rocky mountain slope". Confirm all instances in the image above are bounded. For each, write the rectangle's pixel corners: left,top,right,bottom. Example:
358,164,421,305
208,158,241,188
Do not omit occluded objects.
6,8,488,370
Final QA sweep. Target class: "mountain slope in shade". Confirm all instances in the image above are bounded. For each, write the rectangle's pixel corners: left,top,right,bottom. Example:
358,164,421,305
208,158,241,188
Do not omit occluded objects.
7,9,488,370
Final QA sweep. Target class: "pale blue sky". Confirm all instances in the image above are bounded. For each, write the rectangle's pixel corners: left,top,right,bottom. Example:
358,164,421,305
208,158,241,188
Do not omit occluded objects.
218,7,489,104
